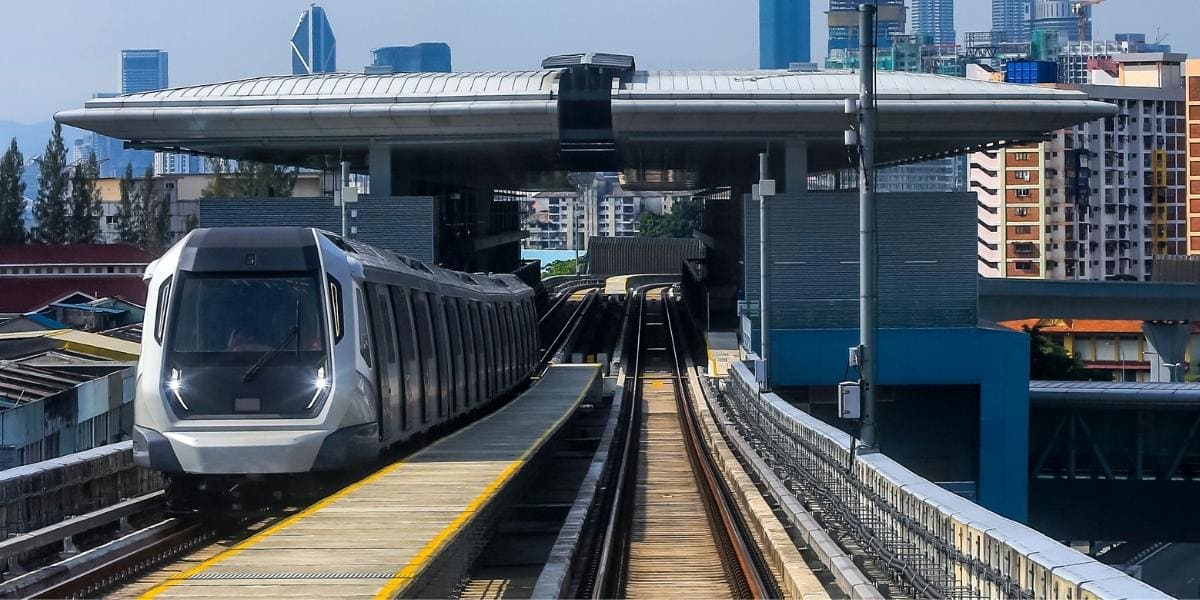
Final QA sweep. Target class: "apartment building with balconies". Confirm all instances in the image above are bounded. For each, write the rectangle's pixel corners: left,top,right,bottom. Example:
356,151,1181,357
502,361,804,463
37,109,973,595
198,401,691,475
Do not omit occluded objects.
973,53,1187,281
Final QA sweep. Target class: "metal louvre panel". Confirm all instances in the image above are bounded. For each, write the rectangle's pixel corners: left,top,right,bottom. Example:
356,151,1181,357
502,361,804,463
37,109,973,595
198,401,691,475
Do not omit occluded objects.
744,192,977,329
585,236,703,276
198,196,434,264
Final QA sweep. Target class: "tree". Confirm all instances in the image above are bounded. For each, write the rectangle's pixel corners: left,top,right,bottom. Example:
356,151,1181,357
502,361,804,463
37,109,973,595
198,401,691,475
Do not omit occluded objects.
543,258,584,277
115,163,142,246
0,139,26,244
67,152,102,243
637,197,701,239
33,123,69,243
141,166,172,252
1024,325,1108,381
201,158,298,198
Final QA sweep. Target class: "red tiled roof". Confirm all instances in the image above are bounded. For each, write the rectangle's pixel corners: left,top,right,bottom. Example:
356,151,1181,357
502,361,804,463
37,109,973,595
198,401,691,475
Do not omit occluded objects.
0,277,148,313
0,244,152,265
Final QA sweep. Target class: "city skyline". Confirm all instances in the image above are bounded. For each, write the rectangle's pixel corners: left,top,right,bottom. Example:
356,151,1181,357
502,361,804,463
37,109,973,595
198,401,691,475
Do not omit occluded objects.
0,0,1195,123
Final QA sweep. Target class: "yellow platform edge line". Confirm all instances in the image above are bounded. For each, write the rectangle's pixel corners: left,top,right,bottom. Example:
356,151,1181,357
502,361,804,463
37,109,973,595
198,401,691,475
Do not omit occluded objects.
373,368,598,599
140,365,599,600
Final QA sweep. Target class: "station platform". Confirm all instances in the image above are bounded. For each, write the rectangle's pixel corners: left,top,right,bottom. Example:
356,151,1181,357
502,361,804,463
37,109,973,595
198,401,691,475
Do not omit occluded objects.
141,364,602,599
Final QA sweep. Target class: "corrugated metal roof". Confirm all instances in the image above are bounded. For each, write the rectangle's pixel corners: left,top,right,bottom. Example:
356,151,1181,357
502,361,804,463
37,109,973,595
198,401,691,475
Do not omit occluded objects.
621,70,1077,99
0,362,95,405
100,71,559,104
0,329,140,360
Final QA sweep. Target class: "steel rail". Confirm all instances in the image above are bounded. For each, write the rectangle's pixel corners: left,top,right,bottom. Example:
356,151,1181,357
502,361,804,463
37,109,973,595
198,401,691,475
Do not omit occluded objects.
663,291,777,599
537,288,598,370
589,285,657,600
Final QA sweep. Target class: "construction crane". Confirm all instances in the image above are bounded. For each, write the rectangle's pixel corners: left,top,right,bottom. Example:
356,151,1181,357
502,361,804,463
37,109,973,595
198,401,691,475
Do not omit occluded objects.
1072,0,1106,42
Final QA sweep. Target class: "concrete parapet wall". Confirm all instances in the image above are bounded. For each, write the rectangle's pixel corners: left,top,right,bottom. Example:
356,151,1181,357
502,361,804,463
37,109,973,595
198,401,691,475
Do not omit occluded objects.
0,441,162,538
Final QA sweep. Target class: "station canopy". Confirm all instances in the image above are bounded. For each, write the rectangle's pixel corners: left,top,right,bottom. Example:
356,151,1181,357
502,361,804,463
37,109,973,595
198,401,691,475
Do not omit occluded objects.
57,57,1116,185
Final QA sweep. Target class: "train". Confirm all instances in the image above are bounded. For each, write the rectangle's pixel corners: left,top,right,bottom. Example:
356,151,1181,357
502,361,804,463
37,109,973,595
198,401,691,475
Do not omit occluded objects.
132,227,538,507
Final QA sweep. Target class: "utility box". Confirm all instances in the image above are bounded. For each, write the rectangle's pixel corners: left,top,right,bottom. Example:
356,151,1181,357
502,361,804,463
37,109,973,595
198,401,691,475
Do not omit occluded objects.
838,381,861,420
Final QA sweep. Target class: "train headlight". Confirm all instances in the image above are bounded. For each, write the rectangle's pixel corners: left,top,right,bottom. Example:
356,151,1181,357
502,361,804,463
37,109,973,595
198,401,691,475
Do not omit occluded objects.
166,368,190,410
314,366,328,391
307,366,331,410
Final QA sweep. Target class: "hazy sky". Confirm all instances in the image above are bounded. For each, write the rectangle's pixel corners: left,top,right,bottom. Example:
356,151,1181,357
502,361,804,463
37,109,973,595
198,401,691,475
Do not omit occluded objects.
0,0,1195,123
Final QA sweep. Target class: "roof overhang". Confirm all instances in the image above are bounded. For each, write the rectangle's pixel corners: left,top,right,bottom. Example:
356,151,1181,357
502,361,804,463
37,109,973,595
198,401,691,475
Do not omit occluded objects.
55,67,1118,178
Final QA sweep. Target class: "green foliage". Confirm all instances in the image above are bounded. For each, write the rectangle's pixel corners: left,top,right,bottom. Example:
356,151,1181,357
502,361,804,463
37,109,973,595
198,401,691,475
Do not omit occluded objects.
141,166,172,253
33,123,69,243
201,158,298,198
1025,325,1108,381
543,258,583,277
637,197,701,239
66,152,102,243
0,138,26,244
115,164,142,246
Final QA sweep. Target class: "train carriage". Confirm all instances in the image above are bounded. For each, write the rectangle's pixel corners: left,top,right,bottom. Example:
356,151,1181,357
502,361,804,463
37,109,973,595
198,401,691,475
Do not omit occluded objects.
131,227,537,505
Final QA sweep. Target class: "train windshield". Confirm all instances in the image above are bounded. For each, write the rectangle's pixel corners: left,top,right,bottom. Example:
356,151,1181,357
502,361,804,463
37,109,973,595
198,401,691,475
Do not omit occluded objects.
164,274,330,418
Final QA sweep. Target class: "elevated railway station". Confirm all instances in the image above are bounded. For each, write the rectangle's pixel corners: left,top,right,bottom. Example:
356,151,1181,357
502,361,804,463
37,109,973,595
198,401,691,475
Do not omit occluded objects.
32,51,1186,599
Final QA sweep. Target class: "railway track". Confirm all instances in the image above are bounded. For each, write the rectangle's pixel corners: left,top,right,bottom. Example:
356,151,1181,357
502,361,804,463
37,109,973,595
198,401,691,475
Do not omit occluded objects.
589,286,778,599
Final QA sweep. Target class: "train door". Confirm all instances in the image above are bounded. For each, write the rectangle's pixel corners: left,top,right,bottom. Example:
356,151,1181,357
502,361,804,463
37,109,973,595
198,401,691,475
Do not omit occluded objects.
485,303,501,394
431,294,451,420
390,286,420,434
456,298,478,409
444,299,465,416
412,290,438,425
366,284,401,443
470,301,490,401
502,303,515,388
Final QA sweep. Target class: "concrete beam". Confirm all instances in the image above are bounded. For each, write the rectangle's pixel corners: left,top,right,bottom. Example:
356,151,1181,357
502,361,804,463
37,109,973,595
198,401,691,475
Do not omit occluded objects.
978,278,1200,322
368,140,392,197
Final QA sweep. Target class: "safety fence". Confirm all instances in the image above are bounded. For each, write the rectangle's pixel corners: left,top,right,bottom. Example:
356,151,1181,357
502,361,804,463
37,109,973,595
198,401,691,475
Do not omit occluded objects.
724,362,1167,600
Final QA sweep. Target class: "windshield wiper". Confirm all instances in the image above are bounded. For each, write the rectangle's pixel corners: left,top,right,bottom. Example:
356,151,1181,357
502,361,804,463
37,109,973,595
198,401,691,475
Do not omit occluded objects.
242,325,300,383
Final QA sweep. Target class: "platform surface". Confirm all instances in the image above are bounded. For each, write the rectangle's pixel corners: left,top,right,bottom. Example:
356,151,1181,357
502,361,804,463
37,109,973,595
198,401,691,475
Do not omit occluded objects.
141,364,600,599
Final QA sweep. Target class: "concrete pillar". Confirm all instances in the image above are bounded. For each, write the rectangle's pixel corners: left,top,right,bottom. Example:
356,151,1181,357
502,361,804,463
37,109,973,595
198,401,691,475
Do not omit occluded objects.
368,140,392,197
784,137,808,194
1143,321,1191,382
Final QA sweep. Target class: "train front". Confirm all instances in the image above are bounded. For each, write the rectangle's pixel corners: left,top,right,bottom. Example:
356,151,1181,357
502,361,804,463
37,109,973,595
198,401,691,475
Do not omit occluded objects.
133,228,378,489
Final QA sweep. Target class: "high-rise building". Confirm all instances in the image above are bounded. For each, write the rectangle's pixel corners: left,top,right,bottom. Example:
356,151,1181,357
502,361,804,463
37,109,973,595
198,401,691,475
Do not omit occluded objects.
1181,59,1199,256
759,0,811,68
992,0,1031,43
912,0,955,46
1057,39,1139,84
826,0,905,61
291,5,336,75
120,50,168,94
973,53,1187,280
1031,0,1090,44
368,43,452,73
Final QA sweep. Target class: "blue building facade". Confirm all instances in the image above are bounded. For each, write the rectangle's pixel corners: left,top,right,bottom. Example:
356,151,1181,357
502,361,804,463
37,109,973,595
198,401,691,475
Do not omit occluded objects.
759,0,811,69
291,5,337,75
120,50,168,94
912,0,955,46
370,43,452,73
742,191,1031,521
992,0,1032,43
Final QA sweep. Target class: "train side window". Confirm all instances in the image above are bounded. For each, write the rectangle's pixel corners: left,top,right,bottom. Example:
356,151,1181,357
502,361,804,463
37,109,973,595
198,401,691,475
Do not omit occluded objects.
470,301,489,398
412,291,437,424
486,303,501,390
154,276,172,343
445,299,465,413
430,293,451,418
355,287,373,369
502,303,514,384
326,276,343,342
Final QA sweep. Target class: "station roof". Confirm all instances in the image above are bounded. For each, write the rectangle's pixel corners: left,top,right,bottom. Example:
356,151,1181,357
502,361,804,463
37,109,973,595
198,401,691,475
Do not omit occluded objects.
56,67,1117,180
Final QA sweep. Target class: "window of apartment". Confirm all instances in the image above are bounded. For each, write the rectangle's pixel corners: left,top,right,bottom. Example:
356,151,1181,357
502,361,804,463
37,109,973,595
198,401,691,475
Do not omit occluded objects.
1015,189,1032,198
1014,170,1032,181
1014,207,1031,217
1015,261,1034,270
1015,226,1033,235
1015,152,1031,161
